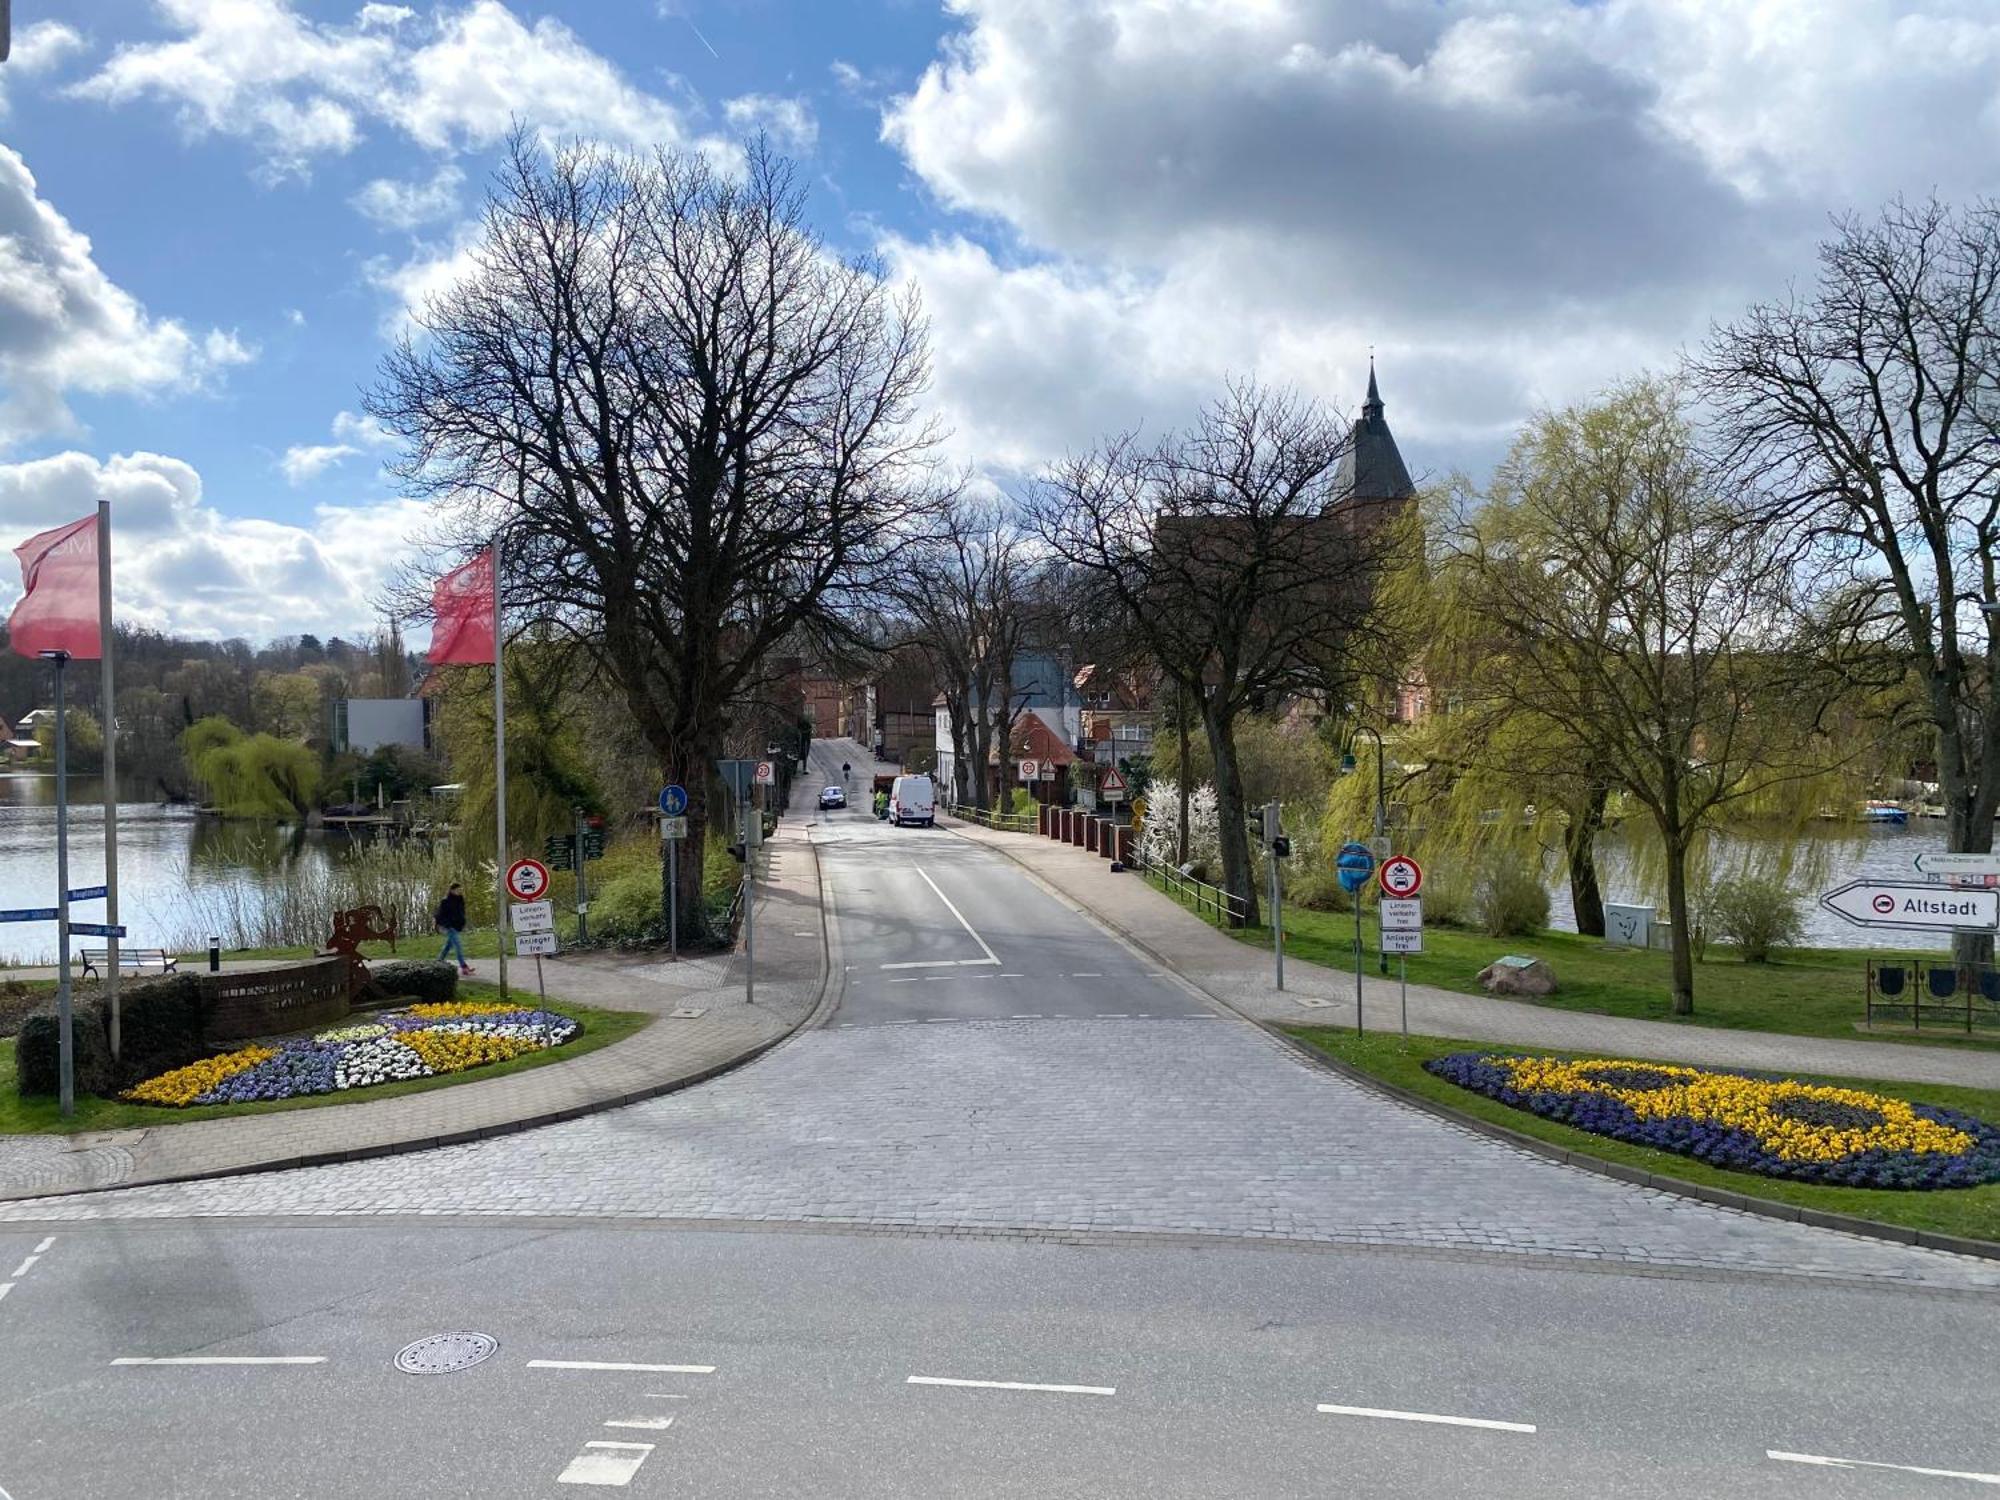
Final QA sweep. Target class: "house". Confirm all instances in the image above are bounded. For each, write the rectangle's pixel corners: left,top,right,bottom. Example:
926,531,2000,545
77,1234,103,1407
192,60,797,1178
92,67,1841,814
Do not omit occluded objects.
16,708,57,736
333,698,429,754
5,739,40,765
1073,664,1155,765
934,649,1083,799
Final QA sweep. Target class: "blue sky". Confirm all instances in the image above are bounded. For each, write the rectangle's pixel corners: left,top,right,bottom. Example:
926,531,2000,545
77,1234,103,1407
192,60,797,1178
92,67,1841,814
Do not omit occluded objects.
3,1,1997,640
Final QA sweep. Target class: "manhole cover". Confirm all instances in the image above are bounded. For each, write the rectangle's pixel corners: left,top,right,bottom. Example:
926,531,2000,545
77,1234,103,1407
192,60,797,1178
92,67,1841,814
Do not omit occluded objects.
395,1332,498,1375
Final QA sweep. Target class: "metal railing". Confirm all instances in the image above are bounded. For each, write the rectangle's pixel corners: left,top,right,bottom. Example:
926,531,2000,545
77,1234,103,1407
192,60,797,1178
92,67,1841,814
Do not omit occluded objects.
1130,846,1250,926
946,801,1038,833
1865,957,2000,1033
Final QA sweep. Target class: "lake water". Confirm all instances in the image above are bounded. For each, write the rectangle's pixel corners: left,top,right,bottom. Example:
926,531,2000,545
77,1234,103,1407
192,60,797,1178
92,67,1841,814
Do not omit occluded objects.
0,773,370,965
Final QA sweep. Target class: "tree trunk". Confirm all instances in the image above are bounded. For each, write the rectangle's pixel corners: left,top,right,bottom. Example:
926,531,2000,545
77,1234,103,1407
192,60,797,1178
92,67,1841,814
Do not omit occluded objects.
1662,831,1695,1016
1176,681,1191,864
1944,738,1996,968
1565,783,1609,939
1202,700,1257,927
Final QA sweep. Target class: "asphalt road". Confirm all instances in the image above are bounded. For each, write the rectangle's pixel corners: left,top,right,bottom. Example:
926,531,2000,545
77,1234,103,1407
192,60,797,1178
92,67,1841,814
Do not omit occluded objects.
3,738,1999,1496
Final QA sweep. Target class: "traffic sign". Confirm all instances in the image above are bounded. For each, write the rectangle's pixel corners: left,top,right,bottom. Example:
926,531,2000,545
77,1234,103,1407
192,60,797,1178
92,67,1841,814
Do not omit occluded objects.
1379,897,1422,931
514,929,559,958
659,784,689,817
659,815,689,841
717,759,756,800
509,900,554,933
754,760,775,786
1100,767,1128,801
543,834,576,871
1336,841,1375,895
581,829,606,861
1819,879,1998,932
1378,854,1423,898
1019,758,1038,783
1381,928,1424,955
505,858,551,902
1913,852,2000,878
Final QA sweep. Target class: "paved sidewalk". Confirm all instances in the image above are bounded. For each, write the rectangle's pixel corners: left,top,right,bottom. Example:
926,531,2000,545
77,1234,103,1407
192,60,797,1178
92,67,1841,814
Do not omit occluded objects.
941,815,2000,1090
0,822,829,1203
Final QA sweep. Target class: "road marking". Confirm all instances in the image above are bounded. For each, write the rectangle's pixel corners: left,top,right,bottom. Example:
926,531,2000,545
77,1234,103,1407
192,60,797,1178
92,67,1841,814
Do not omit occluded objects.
10,1256,39,1278
1768,1450,2000,1484
999,973,1024,978
1010,1014,1043,1019
642,1394,689,1400
32,1237,53,1253
888,978,923,985
0,1283,12,1303
1098,1013,1129,1018
881,959,970,970
1316,1404,1534,1434
529,1360,716,1374
558,1442,655,1486
112,1356,326,1366
604,1417,675,1431
914,867,1002,965
908,1375,1115,1396
1071,972,1103,978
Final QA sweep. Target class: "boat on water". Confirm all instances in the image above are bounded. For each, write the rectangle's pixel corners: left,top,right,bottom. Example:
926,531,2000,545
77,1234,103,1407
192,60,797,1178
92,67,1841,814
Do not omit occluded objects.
1860,800,1910,825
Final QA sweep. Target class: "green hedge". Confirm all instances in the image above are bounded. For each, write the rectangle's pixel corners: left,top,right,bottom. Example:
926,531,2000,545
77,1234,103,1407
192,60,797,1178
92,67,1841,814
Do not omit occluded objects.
16,973,211,1098
369,960,458,1004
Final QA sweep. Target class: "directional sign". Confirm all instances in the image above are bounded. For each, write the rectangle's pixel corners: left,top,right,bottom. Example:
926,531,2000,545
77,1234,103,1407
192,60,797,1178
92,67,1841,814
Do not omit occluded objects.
1819,879,1998,932
505,857,551,902
1336,841,1376,895
658,815,689,841
514,929,559,958
581,829,606,861
1378,854,1423,898
543,835,576,871
1100,767,1128,801
754,760,775,786
1379,897,1423,931
659,783,689,817
0,908,59,923
1912,852,2000,878
509,900,554,933
1381,928,1424,955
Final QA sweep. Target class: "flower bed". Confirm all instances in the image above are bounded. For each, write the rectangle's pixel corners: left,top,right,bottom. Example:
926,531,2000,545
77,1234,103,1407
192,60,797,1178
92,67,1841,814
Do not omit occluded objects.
121,1001,581,1107
1422,1052,2000,1190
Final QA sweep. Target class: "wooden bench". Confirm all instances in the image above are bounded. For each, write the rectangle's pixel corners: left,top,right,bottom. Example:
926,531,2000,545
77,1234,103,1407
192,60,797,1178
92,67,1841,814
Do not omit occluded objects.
77,948,178,981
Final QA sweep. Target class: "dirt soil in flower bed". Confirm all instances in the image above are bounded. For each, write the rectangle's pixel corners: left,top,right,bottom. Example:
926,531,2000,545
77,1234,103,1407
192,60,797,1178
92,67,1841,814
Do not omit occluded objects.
1288,1027,2000,1246
0,983,650,1136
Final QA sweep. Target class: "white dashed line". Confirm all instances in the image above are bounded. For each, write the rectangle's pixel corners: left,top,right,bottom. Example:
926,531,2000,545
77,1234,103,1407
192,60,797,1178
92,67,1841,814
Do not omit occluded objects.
604,1417,675,1431
0,1283,12,1303
558,1441,656,1486
1098,1014,1129,1019
1071,972,1103,978
1768,1451,2000,1484
1010,1014,1044,1019
10,1256,39,1279
1316,1404,1535,1434
32,1237,53,1254
112,1356,326,1366
529,1360,715,1374
909,1375,1116,1396
999,973,1025,979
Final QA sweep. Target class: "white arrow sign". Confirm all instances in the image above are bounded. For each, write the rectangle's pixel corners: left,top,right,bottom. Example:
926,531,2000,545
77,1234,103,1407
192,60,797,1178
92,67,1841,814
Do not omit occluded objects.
1819,880,1999,932
1913,852,2000,878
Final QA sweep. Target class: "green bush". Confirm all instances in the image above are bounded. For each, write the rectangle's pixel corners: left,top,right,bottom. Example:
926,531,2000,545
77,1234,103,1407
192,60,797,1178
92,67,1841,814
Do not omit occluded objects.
370,960,458,1003
16,973,210,1097
1420,867,1473,929
593,861,664,943
1705,875,1803,962
1475,858,1548,937
1008,787,1036,817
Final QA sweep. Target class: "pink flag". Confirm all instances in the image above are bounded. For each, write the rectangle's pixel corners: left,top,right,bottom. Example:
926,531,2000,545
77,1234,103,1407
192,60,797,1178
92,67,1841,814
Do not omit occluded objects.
8,513,100,659
428,548,495,664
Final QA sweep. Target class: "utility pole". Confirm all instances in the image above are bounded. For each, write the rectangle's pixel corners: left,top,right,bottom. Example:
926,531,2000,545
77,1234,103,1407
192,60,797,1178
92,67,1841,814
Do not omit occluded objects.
1263,801,1284,991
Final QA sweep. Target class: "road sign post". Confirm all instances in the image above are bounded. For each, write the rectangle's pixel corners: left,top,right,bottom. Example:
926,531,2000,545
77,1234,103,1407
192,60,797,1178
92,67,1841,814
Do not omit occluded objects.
716,761,758,1005
659,785,688,959
1819,880,1999,933
1336,841,1376,1036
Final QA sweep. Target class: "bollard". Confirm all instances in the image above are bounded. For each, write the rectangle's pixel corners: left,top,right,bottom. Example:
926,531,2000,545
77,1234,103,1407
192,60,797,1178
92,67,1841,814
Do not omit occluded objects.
208,936,221,973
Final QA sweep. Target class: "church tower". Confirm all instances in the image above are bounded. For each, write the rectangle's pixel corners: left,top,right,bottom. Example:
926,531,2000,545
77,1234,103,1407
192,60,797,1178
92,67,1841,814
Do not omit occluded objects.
1335,360,1416,508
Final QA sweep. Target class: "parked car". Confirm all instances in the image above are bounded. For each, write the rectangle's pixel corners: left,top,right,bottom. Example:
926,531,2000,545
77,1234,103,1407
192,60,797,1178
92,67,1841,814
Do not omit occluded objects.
889,773,936,827
819,784,846,809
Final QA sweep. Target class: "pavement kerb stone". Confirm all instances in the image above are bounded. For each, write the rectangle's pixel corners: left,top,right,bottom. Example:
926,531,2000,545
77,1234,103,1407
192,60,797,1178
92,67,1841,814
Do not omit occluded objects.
941,814,2000,1267
0,821,837,1204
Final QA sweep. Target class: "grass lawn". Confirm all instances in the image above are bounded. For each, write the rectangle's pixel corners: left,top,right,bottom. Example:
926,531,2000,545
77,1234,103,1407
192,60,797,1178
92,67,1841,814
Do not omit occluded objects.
1289,1026,2000,1245
1146,869,2000,1050
0,980,651,1136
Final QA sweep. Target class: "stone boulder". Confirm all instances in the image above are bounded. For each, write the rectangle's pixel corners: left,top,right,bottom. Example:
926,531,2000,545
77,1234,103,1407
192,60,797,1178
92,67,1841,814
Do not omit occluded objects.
1477,956,1558,997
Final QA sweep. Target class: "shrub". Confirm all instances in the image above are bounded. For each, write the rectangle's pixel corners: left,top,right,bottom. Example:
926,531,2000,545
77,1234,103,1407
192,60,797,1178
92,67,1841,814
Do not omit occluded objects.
369,960,458,1003
1476,858,1549,937
592,862,663,943
1008,787,1036,817
16,972,211,1097
1705,875,1803,962
1420,867,1473,929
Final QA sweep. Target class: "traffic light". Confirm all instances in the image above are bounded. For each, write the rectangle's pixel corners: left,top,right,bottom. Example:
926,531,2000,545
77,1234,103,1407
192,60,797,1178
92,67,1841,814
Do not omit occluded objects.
726,841,747,863
1272,836,1291,859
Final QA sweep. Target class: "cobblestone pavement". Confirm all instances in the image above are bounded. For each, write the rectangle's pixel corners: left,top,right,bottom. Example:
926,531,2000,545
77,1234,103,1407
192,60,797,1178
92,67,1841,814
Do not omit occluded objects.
6,1013,1998,1292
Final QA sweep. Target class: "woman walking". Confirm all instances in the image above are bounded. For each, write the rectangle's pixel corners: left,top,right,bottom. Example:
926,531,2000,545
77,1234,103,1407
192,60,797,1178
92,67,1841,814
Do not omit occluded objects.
434,882,472,975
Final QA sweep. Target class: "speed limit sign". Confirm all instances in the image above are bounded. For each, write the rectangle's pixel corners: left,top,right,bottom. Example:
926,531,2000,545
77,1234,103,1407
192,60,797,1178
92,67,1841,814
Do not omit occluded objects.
505,857,551,902
1378,854,1424,898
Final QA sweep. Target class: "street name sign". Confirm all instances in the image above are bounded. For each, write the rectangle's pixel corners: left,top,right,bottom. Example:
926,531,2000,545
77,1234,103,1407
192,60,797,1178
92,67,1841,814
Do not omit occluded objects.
509,900,554,933
1912,852,2000,878
1819,880,1998,933
514,929,559,957
0,908,58,923
70,922,127,938
1379,897,1423,931
66,885,107,902
505,858,551,902
1381,928,1424,955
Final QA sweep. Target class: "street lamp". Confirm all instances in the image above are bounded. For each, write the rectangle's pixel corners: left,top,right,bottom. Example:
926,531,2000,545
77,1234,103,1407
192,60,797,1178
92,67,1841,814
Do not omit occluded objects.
1340,722,1390,973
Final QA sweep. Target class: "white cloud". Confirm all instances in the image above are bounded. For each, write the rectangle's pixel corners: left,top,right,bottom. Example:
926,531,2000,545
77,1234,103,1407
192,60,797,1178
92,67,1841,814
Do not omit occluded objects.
352,164,465,229
363,224,484,333
0,22,87,118
880,0,2000,476
0,144,253,447
76,0,735,178
0,449,430,640
724,93,818,152
332,409,396,449
279,443,359,484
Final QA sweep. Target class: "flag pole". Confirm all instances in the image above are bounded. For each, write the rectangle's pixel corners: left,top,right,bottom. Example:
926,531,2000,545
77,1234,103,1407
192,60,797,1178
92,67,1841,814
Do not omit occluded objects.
493,535,508,1003
97,499,120,1061
49,650,73,1117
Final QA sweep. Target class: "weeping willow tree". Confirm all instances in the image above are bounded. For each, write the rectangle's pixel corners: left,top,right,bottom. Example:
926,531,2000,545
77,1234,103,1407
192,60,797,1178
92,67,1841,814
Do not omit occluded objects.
179,716,320,821
1367,379,1879,1013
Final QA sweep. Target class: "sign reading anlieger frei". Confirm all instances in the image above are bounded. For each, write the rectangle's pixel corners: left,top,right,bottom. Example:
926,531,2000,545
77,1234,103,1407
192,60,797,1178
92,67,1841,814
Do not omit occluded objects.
1819,879,1999,932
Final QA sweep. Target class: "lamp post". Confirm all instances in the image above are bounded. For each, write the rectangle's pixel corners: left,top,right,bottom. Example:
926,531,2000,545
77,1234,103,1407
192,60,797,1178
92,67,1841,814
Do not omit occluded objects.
1340,723,1390,973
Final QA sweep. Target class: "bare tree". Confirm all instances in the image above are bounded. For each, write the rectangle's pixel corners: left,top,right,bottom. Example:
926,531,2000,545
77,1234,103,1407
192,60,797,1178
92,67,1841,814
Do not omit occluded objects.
1028,381,1393,924
370,134,938,939
1697,197,2000,963
1453,379,1858,1014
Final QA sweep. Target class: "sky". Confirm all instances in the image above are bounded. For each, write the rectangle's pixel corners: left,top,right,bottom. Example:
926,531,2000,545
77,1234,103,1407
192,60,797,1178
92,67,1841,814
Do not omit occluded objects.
0,0,1997,643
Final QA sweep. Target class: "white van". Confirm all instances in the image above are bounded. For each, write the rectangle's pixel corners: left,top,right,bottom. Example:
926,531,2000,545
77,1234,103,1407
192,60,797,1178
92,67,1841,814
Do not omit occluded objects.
888,773,936,827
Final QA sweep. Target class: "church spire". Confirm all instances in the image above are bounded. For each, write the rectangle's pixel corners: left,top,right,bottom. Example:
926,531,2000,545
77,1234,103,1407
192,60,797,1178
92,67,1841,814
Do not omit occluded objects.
1363,357,1382,419
1336,356,1415,507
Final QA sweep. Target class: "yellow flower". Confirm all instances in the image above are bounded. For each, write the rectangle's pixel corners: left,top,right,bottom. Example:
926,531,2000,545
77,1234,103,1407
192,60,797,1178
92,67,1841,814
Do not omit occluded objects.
406,1000,525,1019
398,1030,538,1074
122,1046,278,1107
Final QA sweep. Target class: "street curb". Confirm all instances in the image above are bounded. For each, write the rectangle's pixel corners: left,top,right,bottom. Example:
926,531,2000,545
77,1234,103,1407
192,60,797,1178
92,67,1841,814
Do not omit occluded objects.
943,816,2000,1267
1,830,838,1205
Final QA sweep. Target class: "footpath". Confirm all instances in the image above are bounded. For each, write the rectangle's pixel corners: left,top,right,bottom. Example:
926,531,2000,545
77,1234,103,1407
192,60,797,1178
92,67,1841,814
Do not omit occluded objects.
0,817,829,1203
941,814,2000,1091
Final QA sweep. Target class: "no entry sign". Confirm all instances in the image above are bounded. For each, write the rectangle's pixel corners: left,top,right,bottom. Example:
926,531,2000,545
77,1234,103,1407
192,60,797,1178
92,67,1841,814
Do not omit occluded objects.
505,858,551,902
1378,854,1423,898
